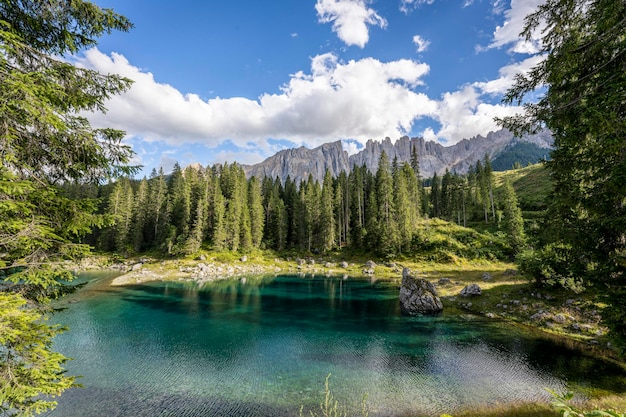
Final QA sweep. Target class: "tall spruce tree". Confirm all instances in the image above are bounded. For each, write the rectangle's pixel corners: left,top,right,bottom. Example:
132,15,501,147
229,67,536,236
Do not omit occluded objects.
375,151,398,256
499,0,626,283
320,170,336,252
393,163,413,252
500,179,526,255
130,177,149,252
248,176,264,249
0,1,135,413
147,168,170,248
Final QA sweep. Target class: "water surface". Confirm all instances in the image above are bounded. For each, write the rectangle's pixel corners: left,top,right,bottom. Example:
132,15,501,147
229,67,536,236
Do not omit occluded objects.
45,272,626,416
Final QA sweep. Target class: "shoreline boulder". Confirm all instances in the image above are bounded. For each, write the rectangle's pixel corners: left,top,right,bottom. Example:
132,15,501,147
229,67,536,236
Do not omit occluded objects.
399,268,443,315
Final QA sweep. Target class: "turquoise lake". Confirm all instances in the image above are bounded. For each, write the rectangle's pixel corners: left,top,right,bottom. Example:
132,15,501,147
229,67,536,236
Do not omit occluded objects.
45,271,626,416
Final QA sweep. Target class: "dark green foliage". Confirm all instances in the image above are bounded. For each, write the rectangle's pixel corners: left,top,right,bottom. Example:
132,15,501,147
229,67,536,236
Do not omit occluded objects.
516,244,586,292
499,0,626,286
410,218,507,262
1,0,136,413
500,179,526,255
91,154,531,263
490,142,550,171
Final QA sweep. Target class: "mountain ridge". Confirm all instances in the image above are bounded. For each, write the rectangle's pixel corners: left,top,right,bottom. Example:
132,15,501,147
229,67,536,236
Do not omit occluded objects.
242,129,552,183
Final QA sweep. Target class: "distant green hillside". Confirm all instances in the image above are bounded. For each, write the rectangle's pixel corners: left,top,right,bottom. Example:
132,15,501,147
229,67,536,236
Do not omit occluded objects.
491,142,551,171
495,163,553,212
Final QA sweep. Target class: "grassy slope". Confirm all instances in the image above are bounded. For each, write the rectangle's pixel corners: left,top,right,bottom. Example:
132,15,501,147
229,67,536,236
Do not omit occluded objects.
494,162,553,212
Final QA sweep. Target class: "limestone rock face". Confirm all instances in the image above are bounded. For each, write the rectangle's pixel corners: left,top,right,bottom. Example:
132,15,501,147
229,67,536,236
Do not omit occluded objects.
399,268,443,315
242,141,350,185
242,129,552,184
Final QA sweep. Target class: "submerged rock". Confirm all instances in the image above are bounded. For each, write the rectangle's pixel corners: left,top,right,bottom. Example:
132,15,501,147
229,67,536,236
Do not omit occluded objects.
399,268,443,315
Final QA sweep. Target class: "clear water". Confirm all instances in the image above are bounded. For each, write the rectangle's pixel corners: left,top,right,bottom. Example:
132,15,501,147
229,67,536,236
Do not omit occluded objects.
44,272,626,417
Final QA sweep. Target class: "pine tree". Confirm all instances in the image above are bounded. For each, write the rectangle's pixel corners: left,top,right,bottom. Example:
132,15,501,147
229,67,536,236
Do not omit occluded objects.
320,170,336,252
484,155,496,222
334,171,350,248
211,174,227,251
106,178,134,253
430,172,441,218
185,169,208,254
393,163,413,252
147,168,170,249
375,151,398,256
130,177,149,252
282,176,299,249
263,178,287,250
441,169,452,219
476,160,490,223
237,168,252,252
248,176,264,249
303,175,321,252
349,165,367,248
500,179,526,255
499,0,626,286
169,163,192,245
0,1,134,412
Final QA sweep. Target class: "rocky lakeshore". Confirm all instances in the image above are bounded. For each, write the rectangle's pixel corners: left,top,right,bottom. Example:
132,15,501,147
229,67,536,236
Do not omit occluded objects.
69,254,620,358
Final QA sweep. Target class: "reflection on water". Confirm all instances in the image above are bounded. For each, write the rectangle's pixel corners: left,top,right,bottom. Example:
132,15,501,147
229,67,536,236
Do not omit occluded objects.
44,273,626,417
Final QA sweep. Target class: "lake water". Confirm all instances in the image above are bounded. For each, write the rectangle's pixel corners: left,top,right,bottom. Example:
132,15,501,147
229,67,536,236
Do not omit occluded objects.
45,271,626,417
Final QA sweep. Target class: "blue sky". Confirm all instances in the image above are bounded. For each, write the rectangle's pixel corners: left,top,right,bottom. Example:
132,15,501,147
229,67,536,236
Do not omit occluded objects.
82,0,544,176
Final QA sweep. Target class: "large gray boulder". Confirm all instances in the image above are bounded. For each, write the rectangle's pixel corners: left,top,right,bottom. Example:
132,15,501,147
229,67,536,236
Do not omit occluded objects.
399,268,443,315
460,283,482,297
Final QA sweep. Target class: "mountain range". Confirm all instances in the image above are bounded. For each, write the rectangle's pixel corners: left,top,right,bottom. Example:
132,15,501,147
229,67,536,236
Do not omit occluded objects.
242,129,553,183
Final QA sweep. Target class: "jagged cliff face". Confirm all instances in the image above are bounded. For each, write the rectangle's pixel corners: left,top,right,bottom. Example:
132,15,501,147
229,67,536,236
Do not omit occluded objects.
243,141,350,184
242,129,552,183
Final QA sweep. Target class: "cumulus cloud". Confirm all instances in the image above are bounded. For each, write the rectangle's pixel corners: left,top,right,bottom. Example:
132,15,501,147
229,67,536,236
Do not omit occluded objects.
412,35,430,53
423,85,521,142
315,0,387,47
79,48,434,152
474,55,544,95
79,36,532,165
488,0,545,53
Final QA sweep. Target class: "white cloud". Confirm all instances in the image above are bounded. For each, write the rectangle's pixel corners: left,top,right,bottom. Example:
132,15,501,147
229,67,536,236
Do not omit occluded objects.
412,35,430,52
315,0,387,48
424,85,521,142
400,0,434,14
79,36,534,167
474,54,544,95
79,48,434,153
488,0,545,53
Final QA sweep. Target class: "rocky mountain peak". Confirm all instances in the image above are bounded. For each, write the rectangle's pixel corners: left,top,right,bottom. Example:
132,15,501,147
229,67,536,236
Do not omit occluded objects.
242,129,552,183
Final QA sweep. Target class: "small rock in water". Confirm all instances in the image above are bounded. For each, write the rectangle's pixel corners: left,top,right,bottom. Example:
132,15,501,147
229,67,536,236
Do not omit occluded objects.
482,273,492,281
